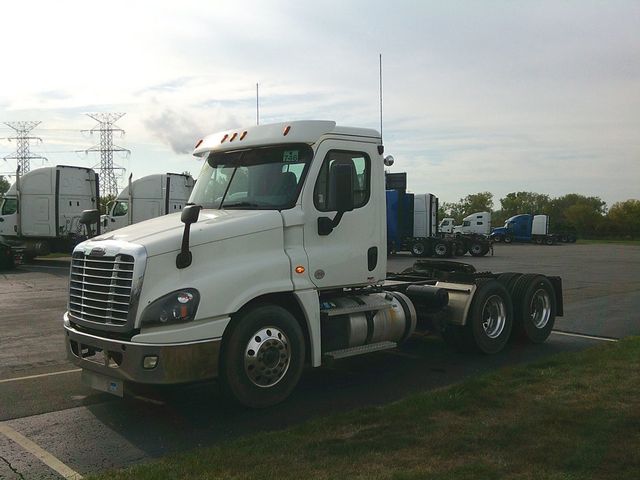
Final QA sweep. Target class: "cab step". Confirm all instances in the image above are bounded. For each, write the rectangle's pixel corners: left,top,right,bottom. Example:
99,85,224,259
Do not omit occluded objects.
323,341,397,360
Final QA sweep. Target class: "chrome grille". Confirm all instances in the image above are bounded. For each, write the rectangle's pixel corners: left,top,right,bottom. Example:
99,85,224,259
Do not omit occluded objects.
69,252,135,326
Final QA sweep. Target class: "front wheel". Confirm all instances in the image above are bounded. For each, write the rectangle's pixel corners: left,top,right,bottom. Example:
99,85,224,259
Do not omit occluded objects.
469,242,486,257
219,304,305,408
503,235,513,244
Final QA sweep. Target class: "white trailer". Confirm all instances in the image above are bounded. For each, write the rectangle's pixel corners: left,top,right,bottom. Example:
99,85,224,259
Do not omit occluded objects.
0,165,99,257
102,173,195,232
64,121,563,408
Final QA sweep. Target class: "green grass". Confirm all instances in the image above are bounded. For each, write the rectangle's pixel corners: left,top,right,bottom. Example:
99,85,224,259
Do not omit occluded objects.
89,338,640,480
577,238,640,245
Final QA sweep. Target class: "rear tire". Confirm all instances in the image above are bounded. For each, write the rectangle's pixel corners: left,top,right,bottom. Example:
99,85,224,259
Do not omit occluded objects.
503,235,513,244
411,241,426,257
219,304,305,408
460,279,513,354
511,274,556,344
433,241,450,258
469,242,486,257
545,237,555,245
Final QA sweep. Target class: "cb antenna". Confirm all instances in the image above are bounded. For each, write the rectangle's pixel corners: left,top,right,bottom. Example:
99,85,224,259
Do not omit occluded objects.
379,53,383,142
256,83,260,125
380,54,394,167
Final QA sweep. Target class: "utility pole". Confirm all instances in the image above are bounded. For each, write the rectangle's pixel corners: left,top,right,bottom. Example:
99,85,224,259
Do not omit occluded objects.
82,113,130,197
3,121,47,173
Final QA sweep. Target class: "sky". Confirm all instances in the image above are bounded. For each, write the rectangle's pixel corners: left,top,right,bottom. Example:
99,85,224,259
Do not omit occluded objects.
0,0,638,208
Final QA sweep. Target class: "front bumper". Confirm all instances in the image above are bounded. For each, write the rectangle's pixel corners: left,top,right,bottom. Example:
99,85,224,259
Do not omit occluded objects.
65,323,221,385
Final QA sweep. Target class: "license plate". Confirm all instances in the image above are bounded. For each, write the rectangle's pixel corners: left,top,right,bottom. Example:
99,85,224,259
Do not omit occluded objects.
81,370,124,398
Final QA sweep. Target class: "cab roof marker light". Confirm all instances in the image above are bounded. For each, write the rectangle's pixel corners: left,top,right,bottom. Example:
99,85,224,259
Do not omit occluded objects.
229,132,238,142
283,125,291,136
220,134,229,144
240,131,248,140
194,139,203,149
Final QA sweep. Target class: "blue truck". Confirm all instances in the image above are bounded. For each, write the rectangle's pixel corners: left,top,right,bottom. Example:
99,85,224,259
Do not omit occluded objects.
490,214,577,244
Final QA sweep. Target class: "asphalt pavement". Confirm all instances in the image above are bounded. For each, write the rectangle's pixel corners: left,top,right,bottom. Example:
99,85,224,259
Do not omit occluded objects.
0,243,638,479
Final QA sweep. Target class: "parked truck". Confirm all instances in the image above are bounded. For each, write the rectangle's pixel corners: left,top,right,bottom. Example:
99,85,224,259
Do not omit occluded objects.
102,173,195,232
65,121,563,408
439,212,491,236
0,165,99,258
386,189,457,257
490,214,576,244
438,211,492,256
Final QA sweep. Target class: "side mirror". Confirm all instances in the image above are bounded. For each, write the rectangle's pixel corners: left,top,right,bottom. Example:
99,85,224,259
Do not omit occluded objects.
329,163,355,213
181,204,201,225
176,205,202,269
318,163,355,236
79,209,101,238
79,209,100,226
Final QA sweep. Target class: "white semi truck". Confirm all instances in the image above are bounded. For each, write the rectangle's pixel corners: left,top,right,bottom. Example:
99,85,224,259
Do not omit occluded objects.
0,165,99,257
65,121,563,407
102,173,195,232
439,212,491,236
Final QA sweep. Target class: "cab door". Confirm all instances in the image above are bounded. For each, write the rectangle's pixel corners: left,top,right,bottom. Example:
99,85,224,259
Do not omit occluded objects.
0,197,18,236
301,139,385,289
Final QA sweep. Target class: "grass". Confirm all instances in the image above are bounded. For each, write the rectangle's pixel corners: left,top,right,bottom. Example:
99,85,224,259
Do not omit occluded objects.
577,238,640,246
89,338,640,480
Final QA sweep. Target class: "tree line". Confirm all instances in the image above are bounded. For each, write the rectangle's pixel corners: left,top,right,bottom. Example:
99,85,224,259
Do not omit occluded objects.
439,191,640,240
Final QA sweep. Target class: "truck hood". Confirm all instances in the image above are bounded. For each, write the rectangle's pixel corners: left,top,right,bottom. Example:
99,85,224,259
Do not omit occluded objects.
92,209,284,257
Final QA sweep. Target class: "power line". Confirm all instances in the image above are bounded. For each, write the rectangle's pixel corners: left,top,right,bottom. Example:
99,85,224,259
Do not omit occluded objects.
80,113,130,197
2,121,48,173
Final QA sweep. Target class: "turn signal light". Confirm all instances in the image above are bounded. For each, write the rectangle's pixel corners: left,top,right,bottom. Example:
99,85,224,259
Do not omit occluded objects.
295,265,305,274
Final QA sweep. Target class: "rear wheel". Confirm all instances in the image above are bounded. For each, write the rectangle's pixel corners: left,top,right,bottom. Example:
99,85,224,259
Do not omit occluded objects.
411,241,426,257
544,236,555,245
433,242,450,258
461,279,513,354
534,237,543,245
511,274,556,343
219,304,305,408
503,235,513,244
469,241,486,257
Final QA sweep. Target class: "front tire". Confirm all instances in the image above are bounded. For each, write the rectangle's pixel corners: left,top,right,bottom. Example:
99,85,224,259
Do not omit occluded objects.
219,304,305,408
469,241,486,257
433,241,451,258
411,241,426,257
503,235,513,244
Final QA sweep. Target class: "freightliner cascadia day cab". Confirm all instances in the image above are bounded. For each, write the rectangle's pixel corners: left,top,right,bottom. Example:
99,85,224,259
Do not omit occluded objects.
490,214,576,244
0,165,99,258
102,173,195,233
65,121,563,408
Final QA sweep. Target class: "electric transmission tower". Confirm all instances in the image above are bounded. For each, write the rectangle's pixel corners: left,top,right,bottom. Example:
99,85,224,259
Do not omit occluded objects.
82,113,130,197
3,121,47,173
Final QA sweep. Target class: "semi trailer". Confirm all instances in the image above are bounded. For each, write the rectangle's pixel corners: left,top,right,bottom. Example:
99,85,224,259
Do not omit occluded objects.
490,214,576,244
65,120,563,408
0,165,99,258
102,173,195,232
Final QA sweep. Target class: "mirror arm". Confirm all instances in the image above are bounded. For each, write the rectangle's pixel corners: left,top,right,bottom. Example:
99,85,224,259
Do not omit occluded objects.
176,224,193,269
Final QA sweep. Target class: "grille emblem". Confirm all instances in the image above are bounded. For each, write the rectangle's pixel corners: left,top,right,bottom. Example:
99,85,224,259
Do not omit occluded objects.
90,247,106,257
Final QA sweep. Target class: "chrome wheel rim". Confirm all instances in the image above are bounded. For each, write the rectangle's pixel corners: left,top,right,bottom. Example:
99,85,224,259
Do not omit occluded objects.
471,244,482,254
244,327,290,388
530,288,552,329
413,243,424,255
482,294,507,338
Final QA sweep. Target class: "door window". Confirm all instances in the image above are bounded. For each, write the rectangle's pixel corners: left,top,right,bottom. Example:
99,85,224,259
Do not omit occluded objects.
1,198,17,215
314,150,370,212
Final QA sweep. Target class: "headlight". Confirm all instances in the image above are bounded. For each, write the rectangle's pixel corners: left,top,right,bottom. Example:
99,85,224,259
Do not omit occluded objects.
140,289,200,326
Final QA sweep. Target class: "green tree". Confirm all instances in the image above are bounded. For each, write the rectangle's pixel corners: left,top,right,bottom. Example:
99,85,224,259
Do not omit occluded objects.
499,192,551,218
607,199,640,239
0,175,10,196
548,193,606,234
440,192,493,224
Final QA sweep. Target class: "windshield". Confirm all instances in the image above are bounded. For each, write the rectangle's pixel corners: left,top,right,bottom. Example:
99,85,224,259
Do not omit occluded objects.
190,144,313,210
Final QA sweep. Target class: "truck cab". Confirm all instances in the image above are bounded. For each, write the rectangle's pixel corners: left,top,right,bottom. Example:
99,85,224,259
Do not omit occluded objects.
65,121,562,407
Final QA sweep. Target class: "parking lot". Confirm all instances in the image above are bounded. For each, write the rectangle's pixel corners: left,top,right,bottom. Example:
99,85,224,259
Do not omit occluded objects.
0,242,639,478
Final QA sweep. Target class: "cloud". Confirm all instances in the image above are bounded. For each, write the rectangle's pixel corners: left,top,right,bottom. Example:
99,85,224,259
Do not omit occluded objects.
143,105,242,154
